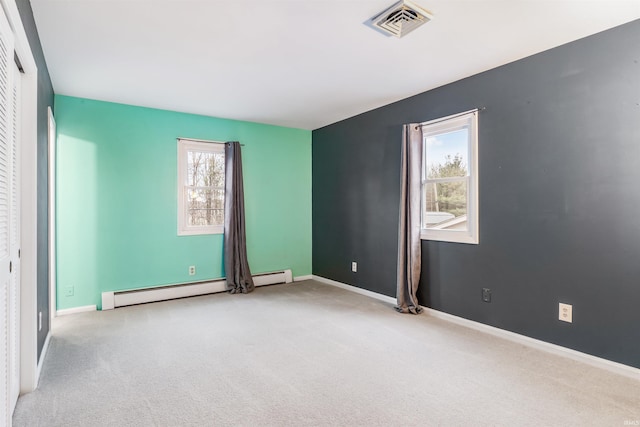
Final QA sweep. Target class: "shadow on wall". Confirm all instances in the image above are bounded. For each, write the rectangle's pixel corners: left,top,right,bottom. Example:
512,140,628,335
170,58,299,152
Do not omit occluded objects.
56,134,98,310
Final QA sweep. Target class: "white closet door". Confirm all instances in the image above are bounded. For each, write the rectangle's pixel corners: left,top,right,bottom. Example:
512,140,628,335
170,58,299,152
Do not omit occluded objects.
9,60,21,414
0,6,15,425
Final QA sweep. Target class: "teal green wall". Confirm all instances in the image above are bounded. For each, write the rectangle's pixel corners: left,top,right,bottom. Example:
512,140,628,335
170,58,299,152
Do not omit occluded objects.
55,95,312,310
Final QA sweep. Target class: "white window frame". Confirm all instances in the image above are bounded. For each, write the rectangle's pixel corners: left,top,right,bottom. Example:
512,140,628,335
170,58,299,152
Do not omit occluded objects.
420,110,479,244
177,138,225,236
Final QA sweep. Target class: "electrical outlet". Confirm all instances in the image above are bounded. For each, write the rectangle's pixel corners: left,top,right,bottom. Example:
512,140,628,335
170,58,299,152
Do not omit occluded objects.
482,288,491,303
64,286,74,297
351,262,357,272
189,265,196,276
38,312,42,332
559,303,573,323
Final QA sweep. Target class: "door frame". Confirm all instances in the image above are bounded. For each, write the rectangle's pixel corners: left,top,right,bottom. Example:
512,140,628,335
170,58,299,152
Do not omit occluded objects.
48,107,56,323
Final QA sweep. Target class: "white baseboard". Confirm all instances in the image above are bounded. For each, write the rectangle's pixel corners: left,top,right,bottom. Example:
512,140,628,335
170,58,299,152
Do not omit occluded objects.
294,275,313,282
421,307,640,380
56,305,97,316
312,275,640,380
312,275,396,305
35,331,52,390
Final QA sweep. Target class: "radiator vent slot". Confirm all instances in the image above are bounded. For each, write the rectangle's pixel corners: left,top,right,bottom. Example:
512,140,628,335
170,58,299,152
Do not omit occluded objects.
367,0,433,38
101,269,293,310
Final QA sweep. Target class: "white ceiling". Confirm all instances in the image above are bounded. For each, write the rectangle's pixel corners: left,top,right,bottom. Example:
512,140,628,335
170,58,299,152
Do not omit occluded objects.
31,0,640,130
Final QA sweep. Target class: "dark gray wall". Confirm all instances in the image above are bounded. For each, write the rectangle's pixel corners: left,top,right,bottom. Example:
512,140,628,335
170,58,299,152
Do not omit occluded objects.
15,0,54,359
313,20,640,368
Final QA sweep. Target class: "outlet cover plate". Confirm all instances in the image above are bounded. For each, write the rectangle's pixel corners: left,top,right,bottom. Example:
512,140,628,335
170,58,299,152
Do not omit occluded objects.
351,262,357,272
189,266,196,276
559,303,573,323
482,288,491,303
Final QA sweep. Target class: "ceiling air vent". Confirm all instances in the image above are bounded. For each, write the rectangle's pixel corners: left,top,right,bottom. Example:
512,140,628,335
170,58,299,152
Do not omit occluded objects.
367,0,433,38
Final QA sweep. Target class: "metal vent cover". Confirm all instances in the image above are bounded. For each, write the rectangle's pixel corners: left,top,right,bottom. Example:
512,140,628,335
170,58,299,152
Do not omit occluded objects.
368,0,433,38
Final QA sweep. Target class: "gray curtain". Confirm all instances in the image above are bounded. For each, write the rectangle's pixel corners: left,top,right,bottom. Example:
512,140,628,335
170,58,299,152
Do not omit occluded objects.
395,124,424,314
224,141,255,294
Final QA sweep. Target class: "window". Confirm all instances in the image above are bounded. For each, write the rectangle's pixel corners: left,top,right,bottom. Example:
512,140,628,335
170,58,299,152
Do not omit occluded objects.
421,110,478,244
177,139,225,235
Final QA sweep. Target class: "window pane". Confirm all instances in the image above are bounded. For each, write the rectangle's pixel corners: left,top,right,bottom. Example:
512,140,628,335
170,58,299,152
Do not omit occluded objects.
426,128,469,179
423,181,468,230
187,188,225,226
187,151,225,187
188,208,224,226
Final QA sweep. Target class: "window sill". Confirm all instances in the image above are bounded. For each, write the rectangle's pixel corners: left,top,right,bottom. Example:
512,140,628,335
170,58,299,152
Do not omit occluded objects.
178,226,224,236
420,230,478,245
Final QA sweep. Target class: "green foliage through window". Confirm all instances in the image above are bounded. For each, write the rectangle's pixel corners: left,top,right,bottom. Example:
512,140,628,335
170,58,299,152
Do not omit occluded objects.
425,154,468,219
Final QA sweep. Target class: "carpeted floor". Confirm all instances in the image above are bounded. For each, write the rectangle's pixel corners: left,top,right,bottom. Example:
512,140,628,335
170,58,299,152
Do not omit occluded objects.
13,280,640,426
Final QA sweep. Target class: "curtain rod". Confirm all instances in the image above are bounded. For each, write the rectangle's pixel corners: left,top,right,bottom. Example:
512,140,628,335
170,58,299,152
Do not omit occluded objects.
177,137,245,146
414,107,485,129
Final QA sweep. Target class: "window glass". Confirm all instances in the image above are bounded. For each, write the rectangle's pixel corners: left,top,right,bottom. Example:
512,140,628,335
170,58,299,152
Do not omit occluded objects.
185,150,225,227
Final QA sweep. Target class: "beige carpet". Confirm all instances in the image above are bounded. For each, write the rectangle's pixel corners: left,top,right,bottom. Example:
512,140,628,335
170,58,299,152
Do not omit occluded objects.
13,280,640,426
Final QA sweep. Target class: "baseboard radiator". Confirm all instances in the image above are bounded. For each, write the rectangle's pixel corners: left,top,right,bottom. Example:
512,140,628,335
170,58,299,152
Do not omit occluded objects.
101,269,293,310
